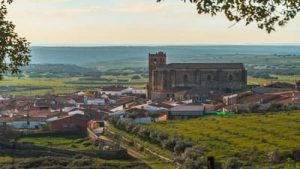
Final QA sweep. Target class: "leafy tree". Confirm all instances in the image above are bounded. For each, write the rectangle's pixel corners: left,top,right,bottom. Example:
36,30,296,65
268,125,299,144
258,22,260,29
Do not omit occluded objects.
157,0,300,33
0,0,30,78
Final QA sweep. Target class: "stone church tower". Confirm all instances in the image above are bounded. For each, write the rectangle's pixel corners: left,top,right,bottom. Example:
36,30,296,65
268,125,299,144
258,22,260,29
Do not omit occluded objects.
147,52,166,98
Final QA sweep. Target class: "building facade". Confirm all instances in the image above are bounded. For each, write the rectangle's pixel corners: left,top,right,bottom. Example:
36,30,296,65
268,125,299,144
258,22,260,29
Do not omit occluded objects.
148,52,247,100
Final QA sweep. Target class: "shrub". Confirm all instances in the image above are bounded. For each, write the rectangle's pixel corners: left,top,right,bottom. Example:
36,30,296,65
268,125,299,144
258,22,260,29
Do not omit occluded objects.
138,128,150,140
176,146,207,169
82,141,92,147
70,144,77,148
174,139,194,154
131,75,141,80
68,157,93,168
131,125,141,134
268,103,284,111
292,148,300,162
149,130,159,144
223,157,242,169
73,138,86,144
162,137,177,151
268,149,282,164
157,132,168,141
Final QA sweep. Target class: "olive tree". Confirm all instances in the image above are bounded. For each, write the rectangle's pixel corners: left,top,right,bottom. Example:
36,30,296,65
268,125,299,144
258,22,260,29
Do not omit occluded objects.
0,0,30,78
157,0,300,33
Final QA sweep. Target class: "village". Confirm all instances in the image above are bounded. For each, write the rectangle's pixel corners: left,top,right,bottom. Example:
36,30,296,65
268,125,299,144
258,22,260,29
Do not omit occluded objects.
0,80,299,133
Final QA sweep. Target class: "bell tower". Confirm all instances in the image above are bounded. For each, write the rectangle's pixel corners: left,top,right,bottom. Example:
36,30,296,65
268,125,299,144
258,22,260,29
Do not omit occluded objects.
147,52,166,99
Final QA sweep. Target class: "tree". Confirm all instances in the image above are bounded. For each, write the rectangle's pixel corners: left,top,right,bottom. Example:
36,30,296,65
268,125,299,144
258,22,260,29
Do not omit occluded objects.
157,0,300,33
0,0,30,79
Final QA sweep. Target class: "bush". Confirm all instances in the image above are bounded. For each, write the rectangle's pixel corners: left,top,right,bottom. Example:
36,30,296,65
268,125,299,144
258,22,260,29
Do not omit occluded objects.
268,149,282,164
268,102,284,112
73,138,86,144
157,132,168,141
82,141,92,147
68,157,93,168
138,128,151,140
149,130,159,144
131,125,141,134
223,157,242,169
162,137,177,151
176,146,207,169
292,148,300,162
174,139,194,154
131,75,141,80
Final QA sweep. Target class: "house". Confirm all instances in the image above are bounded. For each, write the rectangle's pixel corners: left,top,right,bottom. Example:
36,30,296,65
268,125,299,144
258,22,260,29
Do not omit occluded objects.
47,114,89,133
223,94,238,106
131,89,146,95
168,105,205,120
85,98,106,105
0,116,46,129
62,106,77,112
33,98,50,111
88,120,106,135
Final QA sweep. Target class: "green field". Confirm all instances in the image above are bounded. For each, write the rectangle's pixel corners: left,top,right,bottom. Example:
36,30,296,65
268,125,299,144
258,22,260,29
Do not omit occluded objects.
248,75,300,85
18,134,95,152
1,73,299,96
147,111,300,166
0,75,147,95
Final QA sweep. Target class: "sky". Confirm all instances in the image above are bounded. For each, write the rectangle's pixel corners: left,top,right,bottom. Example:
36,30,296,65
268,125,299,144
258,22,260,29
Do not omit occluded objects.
6,0,300,46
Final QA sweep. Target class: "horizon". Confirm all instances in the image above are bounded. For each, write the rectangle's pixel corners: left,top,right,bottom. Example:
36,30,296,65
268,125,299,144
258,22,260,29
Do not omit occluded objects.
30,43,300,47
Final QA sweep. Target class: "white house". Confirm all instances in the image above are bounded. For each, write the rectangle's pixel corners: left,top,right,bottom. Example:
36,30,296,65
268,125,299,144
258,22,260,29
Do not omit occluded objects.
131,89,146,94
62,106,77,112
0,117,46,129
86,98,106,105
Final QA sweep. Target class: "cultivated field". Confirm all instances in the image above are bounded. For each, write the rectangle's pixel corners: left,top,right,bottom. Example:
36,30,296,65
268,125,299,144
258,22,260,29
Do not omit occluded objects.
148,111,300,165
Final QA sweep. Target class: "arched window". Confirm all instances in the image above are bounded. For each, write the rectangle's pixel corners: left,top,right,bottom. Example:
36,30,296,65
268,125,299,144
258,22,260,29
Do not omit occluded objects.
184,74,188,82
207,75,211,81
153,58,157,65
229,74,233,81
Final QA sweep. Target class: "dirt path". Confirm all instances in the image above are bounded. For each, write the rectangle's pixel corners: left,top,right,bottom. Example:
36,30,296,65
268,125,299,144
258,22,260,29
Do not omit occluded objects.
100,134,175,169
123,142,175,169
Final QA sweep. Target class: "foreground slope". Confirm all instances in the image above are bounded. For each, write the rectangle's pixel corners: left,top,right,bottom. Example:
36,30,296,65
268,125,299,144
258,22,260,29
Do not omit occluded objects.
148,111,300,165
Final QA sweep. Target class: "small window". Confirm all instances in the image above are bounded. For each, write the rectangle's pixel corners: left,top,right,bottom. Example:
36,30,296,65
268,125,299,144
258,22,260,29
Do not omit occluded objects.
184,74,188,82
229,74,233,81
207,75,211,81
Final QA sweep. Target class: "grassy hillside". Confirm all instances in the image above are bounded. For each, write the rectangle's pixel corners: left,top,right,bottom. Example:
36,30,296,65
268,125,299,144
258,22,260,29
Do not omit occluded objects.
0,133,149,169
147,111,300,166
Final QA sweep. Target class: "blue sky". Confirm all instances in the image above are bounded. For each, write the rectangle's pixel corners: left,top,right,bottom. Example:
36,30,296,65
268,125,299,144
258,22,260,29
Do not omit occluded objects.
7,0,300,45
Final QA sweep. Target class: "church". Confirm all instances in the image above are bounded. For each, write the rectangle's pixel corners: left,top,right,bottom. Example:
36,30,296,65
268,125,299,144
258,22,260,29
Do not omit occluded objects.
147,52,247,100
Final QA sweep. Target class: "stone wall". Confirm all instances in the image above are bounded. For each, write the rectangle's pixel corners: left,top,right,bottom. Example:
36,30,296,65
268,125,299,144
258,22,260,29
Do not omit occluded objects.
153,69,246,91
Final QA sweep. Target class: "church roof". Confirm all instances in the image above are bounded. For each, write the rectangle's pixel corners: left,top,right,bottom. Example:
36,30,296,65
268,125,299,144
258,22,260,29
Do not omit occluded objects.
156,63,245,70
